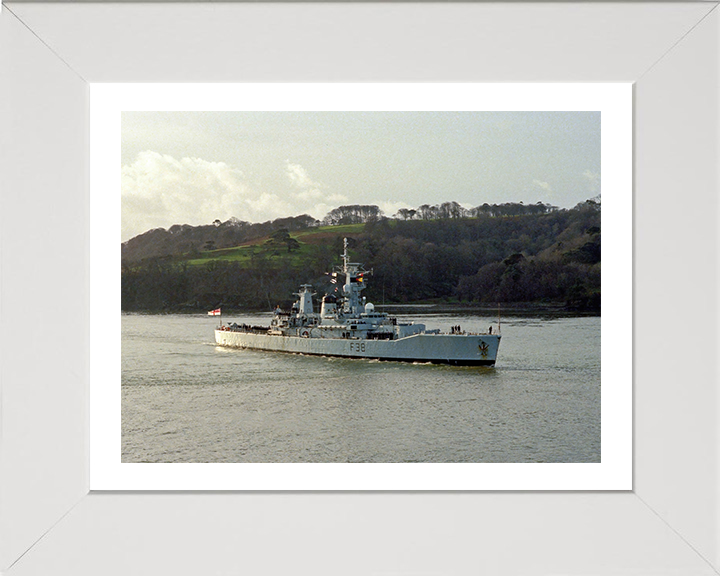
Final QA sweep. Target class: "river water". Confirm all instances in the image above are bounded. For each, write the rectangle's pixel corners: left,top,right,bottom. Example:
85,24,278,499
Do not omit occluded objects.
122,311,600,463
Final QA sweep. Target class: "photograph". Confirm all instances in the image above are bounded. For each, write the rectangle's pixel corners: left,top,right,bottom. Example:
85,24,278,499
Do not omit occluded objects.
121,110,602,464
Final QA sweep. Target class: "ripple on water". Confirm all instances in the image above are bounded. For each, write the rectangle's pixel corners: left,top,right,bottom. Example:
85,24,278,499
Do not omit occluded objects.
122,313,600,463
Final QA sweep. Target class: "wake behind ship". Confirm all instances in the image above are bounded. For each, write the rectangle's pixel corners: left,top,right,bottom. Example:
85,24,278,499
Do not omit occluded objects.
215,239,501,366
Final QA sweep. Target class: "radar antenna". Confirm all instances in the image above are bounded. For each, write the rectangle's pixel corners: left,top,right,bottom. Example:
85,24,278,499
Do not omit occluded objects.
342,237,349,273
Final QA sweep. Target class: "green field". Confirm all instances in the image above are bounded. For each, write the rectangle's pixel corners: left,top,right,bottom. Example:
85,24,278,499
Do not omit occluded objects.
183,223,366,267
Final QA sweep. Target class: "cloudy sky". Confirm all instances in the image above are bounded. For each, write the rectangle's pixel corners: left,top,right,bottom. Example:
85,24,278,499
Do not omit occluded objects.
121,111,600,241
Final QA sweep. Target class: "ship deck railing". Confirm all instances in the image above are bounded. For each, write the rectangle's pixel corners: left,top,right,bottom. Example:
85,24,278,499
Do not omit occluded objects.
219,324,270,334
445,330,498,336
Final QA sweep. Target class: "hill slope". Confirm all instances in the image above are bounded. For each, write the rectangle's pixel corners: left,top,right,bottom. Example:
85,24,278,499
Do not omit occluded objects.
121,200,600,312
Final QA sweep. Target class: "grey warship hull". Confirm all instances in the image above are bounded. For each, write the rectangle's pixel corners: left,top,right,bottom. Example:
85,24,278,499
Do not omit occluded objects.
215,328,501,366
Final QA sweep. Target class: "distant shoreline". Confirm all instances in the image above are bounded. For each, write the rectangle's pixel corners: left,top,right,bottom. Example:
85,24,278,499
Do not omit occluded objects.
122,300,600,317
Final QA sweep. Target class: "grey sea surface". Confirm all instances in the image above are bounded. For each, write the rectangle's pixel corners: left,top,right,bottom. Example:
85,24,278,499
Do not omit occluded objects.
122,311,600,463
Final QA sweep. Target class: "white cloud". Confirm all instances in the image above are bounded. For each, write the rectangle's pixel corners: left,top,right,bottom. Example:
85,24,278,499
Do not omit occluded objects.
582,169,601,193
122,151,293,240
533,179,553,192
121,153,354,240
286,161,348,210
286,163,317,189
286,164,409,218
374,200,412,218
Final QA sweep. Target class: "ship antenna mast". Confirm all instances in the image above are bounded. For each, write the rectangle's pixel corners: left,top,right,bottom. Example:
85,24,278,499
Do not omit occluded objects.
342,237,349,273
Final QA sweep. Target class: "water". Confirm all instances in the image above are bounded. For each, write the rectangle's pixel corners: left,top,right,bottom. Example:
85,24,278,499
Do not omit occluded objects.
122,312,600,463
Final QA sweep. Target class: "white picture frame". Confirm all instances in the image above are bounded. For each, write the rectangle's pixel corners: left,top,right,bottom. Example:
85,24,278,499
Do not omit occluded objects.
1,2,719,574
90,83,631,492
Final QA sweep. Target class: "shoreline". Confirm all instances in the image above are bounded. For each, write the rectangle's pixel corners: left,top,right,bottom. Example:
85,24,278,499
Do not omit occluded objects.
122,300,600,317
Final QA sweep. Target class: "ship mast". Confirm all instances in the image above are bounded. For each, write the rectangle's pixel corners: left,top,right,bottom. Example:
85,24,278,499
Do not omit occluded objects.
342,237,350,280
339,237,365,315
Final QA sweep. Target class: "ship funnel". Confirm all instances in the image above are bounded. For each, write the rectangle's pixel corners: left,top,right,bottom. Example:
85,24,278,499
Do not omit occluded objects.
297,284,315,315
321,294,338,318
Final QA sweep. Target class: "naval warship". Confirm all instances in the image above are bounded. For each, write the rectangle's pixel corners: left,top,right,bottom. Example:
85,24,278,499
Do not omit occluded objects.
215,239,501,365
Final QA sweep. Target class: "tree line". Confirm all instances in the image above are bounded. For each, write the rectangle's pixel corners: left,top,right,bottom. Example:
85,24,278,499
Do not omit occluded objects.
122,198,600,313
122,200,566,264
348,199,600,309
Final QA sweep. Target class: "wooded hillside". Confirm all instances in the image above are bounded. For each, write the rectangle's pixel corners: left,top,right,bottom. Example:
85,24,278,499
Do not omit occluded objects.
121,199,600,313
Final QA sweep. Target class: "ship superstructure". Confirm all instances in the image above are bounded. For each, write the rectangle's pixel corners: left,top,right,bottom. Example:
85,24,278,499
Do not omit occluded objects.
215,239,501,366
